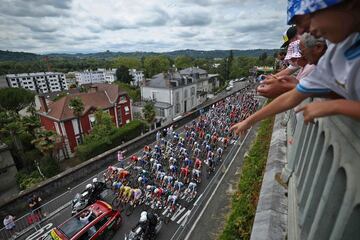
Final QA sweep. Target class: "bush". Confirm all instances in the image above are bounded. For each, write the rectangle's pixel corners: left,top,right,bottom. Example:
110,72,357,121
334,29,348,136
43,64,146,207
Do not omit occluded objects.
16,170,43,190
40,156,61,178
77,120,148,161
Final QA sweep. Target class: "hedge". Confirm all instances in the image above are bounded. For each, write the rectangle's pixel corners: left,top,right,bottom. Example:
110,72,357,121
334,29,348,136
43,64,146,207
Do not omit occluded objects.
76,120,148,161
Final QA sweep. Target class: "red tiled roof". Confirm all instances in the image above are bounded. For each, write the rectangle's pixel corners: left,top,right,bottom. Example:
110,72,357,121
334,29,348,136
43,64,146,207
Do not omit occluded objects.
39,83,125,121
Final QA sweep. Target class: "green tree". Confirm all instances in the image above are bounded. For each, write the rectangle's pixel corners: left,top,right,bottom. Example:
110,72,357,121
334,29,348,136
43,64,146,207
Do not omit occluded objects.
258,52,268,65
69,97,84,144
31,128,61,158
144,55,170,77
85,110,116,143
142,101,156,128
116,65,132,83
174,55,194,69
0,88,35,112
112,57,141,69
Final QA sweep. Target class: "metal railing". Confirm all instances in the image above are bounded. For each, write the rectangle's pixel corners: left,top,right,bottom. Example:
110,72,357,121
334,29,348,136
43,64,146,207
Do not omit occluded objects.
285,106,360,240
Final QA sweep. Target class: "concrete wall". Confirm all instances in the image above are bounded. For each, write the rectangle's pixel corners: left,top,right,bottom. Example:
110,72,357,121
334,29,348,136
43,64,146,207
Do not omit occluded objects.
0,144,18,193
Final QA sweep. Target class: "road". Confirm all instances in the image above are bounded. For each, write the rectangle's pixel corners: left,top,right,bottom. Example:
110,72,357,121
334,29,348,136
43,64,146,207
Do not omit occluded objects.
15,81,252,240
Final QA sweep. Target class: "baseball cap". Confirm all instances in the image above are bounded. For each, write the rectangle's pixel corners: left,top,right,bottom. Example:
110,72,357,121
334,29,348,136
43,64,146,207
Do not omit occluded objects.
281,26,297,48
285,40,302,60
287,0,344,25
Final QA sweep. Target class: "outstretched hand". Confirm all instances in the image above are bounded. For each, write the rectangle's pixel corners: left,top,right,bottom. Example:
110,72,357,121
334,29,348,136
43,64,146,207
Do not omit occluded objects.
295,101,334,123
230,120,251,136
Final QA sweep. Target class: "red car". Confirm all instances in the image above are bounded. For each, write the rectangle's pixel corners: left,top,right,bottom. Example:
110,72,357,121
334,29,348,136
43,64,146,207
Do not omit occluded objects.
46,200,121,240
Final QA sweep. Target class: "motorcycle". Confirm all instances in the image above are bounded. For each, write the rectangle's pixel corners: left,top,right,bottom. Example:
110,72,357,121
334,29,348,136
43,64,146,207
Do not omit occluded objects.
71,191,90,215
124,212,162,240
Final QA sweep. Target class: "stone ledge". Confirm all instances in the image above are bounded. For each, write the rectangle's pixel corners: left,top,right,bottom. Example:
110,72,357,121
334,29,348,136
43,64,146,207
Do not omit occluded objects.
250,112,288,240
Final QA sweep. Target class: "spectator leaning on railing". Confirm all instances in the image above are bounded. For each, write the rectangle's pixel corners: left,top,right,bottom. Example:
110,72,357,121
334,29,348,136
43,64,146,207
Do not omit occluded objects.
231,0,360,135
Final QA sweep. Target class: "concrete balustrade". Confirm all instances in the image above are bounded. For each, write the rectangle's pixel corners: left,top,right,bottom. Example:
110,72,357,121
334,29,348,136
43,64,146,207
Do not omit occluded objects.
286,110,360,240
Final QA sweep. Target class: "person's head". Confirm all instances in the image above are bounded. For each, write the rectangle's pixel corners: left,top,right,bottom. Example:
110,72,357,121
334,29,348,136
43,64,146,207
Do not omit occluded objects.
281,26,298,48
300,33,327,65
285,40,303,66
309,0,360,43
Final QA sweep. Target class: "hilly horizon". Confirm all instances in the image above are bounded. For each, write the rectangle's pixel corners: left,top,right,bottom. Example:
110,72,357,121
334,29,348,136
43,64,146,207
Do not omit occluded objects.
0,49,278,62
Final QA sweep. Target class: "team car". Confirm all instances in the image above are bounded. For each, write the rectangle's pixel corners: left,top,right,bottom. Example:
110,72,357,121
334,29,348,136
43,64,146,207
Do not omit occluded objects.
45,200,121,240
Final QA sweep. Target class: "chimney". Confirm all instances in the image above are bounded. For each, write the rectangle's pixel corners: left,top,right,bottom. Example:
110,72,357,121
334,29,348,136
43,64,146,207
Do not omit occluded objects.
39,95,48,113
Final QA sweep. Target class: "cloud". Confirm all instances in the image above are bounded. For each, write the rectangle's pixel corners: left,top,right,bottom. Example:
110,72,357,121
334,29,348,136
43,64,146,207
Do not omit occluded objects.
0,0,71,17
0,0,287,53
176,11,212,26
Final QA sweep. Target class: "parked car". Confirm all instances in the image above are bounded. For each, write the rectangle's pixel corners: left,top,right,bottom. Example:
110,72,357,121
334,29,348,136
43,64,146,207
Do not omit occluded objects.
45,201,122,240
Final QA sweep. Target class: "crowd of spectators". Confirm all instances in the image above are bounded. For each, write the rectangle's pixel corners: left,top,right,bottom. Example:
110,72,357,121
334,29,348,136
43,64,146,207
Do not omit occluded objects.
231,0,360,136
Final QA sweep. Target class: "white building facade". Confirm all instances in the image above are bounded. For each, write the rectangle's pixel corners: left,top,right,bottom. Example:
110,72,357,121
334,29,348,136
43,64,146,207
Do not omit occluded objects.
129,69,145,87
141,71,197,122
6,72,68,93
75,68,117,85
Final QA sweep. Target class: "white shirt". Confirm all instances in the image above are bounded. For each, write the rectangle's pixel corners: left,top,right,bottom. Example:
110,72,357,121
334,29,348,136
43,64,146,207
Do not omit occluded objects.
3,216,15,230
297,32,360,100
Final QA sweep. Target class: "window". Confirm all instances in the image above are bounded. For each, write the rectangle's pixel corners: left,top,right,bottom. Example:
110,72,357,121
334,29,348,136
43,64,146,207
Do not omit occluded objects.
184,89,188,98
124,106,130,115
89,114,96,128
175,92,180,103
175,103,181,114
159,108,165,117
152,92,157,101
191,97,194,107
76,136,82,145
191,87,195,96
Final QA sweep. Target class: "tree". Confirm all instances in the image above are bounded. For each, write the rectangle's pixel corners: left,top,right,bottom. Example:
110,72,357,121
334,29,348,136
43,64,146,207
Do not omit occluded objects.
174,55,194,69
142,101,156,129
112,57,141,69
258,52,268,65
116,65,132,83
144,55,170,77
0,88,35,112
69,97,84,144
85,110,116,143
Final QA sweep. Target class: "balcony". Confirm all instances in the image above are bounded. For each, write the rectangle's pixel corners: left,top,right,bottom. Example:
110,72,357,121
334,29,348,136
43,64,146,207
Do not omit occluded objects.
252,104,360,240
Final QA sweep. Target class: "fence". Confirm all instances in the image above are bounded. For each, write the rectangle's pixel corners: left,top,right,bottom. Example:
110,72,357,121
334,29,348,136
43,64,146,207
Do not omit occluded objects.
0,84,252,240
285,105,360,240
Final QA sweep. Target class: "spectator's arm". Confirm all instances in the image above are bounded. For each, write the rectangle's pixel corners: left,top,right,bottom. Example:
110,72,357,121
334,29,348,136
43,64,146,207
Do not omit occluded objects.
231,89,311,135
274,67,298,77
296,99,360,123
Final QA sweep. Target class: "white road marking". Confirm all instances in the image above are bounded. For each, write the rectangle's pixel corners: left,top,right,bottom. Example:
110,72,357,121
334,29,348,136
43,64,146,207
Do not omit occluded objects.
193,194,202,206
176,210,191,224
171,207,186,221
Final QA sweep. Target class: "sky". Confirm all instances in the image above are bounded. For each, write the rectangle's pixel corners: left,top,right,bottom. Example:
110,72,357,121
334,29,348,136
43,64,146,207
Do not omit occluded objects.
0,0,288,54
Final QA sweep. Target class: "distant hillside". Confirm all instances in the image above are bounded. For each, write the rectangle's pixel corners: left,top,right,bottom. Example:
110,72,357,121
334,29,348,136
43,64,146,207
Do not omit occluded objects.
47,49,279,59
0,50,40,61
0,49,278,62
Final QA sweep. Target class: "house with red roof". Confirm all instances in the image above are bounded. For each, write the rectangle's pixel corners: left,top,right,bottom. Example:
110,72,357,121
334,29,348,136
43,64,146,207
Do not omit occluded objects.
37,83,132,157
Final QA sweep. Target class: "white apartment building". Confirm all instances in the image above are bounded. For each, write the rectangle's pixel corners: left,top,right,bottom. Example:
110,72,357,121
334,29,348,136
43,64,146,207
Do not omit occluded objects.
75,68,117,85
6,72,68,93
129,69,145,87
141,70,197,122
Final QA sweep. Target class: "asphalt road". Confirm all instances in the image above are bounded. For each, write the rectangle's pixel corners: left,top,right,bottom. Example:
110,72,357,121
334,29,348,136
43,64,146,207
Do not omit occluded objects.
14,81,252,240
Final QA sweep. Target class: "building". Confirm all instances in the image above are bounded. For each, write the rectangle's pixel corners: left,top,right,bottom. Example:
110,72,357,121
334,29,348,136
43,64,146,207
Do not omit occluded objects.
129,69,145,87
140,69,197,122
179,67,210,105
75,68,117,85
6,72,68,93
37,83,132,157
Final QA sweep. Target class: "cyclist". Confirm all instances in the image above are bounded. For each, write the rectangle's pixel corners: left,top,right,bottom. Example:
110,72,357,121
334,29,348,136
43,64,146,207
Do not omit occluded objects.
192,168,201,183
166,194,178,212
180,166,190,183
130,188,142,206
173,180,184,195
194,158,202,169
185,181,197,199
